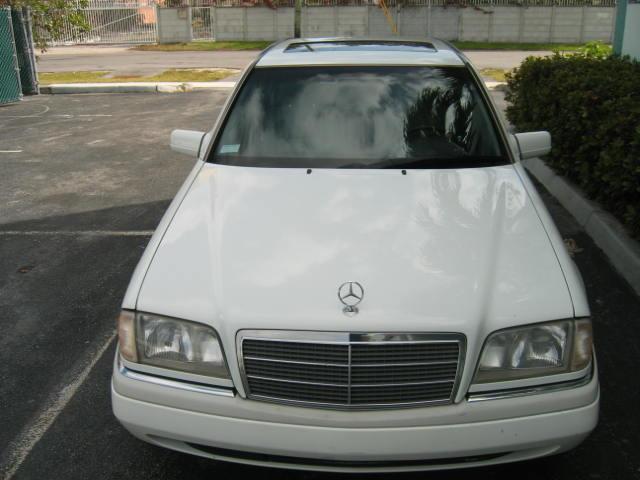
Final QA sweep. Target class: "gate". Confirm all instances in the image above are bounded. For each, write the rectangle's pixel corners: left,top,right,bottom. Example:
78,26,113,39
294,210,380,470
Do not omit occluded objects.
191,6,214,40
0,7,22,105
49,1,158,45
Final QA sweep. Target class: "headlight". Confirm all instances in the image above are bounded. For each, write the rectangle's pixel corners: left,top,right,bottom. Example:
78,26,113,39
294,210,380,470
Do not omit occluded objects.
117,311,229,379
473,319,593,384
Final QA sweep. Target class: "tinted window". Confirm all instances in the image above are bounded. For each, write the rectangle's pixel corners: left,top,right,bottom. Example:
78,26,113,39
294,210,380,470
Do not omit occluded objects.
211,66,507,169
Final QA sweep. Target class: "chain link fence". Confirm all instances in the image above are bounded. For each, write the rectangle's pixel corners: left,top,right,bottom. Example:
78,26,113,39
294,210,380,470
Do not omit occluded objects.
0,7,22,105
0,7,38,105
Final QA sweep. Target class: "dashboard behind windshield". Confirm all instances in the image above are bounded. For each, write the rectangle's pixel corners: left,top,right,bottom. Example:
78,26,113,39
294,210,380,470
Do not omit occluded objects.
210,65,508,169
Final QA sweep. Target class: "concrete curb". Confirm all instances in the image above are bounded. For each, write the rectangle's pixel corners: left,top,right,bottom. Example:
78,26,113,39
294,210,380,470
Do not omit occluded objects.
484,81,507,90
524,157,640,296
39,81,238,94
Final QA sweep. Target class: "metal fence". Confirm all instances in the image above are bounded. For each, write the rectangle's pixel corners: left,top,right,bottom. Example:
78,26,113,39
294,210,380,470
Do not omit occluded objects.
48,0,158,45
191,6,213,39
0,7,22,105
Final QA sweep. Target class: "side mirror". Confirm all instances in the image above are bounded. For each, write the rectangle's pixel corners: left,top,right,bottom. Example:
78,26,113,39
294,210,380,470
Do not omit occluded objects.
170,129,206,157
513,131,551,160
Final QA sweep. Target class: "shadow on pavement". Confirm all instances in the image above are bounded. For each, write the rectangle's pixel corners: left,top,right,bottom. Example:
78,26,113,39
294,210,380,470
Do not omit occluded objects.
0,201,169,466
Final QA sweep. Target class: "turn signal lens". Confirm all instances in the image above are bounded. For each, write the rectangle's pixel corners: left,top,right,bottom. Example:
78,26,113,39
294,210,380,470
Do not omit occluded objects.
117,310,137,362
572,318,593,371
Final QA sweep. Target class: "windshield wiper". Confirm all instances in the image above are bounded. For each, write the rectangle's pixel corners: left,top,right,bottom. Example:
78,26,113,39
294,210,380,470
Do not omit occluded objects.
378,156,508,169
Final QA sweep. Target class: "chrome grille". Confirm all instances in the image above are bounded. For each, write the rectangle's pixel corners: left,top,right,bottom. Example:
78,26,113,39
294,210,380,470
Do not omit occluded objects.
238,332,465,409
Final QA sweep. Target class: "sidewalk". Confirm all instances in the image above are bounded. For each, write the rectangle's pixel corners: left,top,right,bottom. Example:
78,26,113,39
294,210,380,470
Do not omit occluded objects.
38,45,551,75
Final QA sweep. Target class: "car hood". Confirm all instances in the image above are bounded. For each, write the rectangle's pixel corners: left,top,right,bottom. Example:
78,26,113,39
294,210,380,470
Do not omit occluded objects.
137,163,573,347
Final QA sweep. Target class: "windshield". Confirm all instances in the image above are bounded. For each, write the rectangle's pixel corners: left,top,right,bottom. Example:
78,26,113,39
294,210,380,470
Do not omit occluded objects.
210,66,507,169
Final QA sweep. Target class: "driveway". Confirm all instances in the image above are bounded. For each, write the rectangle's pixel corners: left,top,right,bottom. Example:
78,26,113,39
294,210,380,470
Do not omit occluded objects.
37,45,549,75
1,91,638,480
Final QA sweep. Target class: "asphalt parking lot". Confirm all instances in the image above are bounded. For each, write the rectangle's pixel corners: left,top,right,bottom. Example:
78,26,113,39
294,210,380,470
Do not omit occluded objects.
1,91,639,480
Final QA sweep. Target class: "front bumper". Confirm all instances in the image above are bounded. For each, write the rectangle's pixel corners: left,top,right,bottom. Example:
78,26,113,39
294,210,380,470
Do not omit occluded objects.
112,357,599,473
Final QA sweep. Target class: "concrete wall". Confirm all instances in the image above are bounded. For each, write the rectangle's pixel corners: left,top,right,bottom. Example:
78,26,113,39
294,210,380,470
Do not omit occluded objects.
583,7,617,42
158,6,293,41
210,7,294,41
300,5,615,43
429,8,460,41
301,6,370,37
157,7,192,44
521,7,552,42
213,8,244,40
157,5,615,43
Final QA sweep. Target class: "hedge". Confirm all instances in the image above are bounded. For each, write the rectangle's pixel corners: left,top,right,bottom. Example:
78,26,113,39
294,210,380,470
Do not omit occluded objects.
505,53,640,238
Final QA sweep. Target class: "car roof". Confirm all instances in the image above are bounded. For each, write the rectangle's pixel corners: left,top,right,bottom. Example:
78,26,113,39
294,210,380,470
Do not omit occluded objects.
255,37,466,68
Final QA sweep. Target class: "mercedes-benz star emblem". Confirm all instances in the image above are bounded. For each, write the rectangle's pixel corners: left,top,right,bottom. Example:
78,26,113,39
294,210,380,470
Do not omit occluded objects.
338,281,364,316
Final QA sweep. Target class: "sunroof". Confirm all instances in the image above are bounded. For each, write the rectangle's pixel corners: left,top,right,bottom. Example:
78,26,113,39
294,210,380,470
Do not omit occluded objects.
284,41,437,53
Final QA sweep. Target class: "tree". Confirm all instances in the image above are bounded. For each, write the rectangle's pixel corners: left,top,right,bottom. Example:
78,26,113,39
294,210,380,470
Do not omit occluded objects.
0,0,89,50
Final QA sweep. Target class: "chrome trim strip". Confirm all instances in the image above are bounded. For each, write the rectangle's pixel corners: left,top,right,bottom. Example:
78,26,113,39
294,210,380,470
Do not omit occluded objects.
248,393,452,411
347,342,352,404
242,335,460,345
466,372,592,403
468,362,593,393
247,374,454,388
236,330,466,410
120,356,234,388
352,379,454,388
352,360,459,367
244,356,349,367
247,374,348,388
119,363,235,398
244,355,458,368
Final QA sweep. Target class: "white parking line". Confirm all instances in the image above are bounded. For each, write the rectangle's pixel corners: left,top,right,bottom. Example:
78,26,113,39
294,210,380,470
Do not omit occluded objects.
0,333,117,480
52,114,113,118
0,150,23,153
0,105,50,119
0,230,154,237
42,133,72,143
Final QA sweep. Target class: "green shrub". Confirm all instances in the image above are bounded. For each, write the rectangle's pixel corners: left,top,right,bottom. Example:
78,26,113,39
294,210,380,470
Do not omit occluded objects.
579,41,613,59
564,40,613,59
505,54,640,238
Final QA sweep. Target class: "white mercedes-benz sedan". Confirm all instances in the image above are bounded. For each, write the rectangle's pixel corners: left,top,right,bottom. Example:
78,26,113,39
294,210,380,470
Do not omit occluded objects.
112,38,598,472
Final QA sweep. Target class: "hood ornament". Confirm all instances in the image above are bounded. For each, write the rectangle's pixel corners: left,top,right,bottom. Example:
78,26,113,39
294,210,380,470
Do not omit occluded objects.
338,281,364,316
